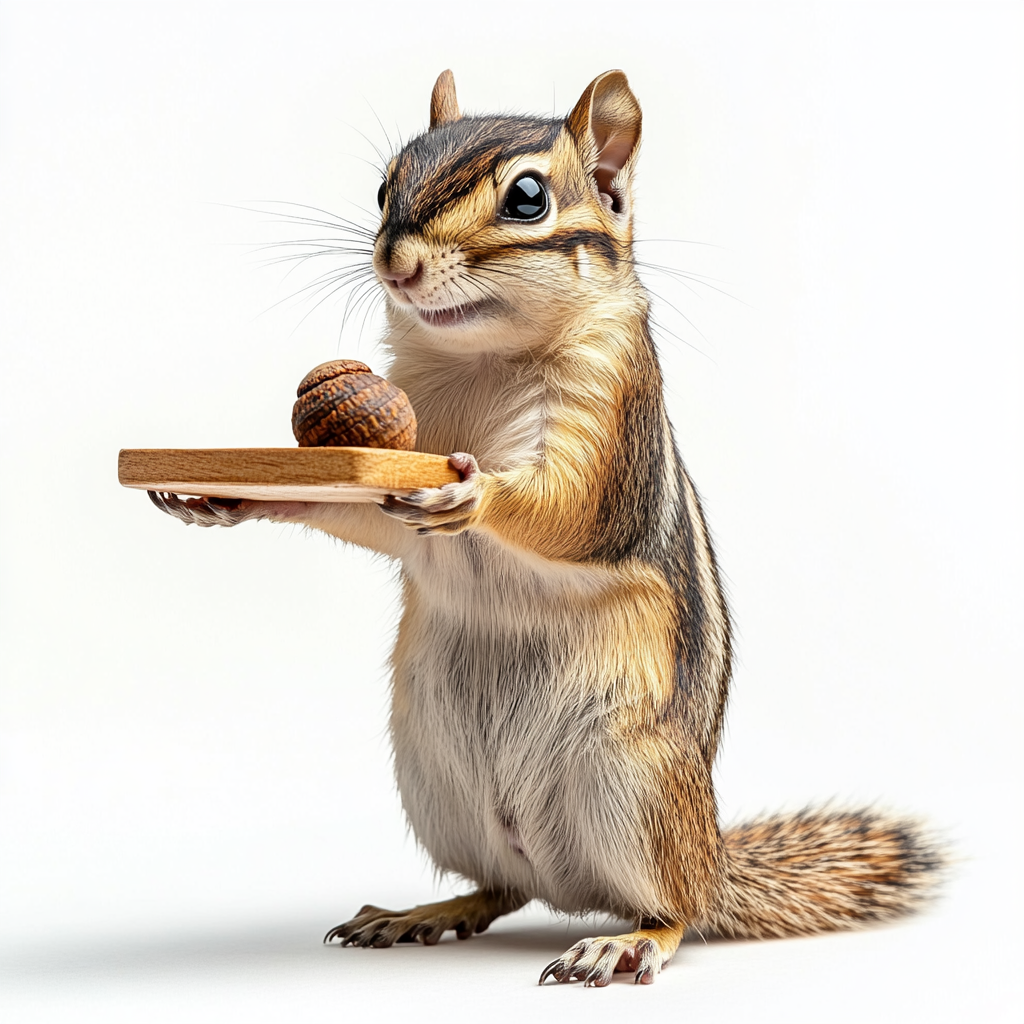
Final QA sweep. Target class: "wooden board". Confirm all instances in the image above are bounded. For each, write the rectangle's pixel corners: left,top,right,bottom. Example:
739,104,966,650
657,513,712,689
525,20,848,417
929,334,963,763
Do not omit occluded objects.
118,447,460,502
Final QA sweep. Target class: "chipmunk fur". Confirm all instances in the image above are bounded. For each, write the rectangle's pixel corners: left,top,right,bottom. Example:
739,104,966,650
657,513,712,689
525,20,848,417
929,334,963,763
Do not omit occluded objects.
154,70,945,986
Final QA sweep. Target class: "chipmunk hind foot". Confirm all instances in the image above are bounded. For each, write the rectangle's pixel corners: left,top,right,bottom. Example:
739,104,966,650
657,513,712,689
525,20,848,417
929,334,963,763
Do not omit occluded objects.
324,888,526,948
705,806,949,940
539,921,686,987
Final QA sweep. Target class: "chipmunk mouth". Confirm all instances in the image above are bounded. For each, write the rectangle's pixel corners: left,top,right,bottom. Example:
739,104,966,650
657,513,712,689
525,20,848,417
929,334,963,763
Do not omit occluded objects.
415,299,498,329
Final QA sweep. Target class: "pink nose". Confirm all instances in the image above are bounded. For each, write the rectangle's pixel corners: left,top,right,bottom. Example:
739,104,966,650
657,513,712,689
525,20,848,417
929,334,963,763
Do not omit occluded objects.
379,261,423,290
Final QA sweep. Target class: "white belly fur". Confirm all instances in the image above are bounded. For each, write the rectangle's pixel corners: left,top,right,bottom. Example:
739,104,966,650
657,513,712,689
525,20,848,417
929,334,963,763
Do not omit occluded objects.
390,534,663,917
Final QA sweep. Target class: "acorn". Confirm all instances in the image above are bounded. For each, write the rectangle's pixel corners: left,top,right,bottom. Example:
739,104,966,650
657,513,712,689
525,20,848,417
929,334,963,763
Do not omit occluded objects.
292,359,417,450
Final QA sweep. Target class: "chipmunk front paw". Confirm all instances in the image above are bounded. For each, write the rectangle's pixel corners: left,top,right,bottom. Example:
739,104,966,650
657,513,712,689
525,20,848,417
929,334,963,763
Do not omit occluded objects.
379,452,483,536
147,491,307,528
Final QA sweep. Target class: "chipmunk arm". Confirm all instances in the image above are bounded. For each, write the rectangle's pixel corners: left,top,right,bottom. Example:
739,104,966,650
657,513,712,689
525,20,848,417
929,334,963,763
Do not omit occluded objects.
472,366,621,562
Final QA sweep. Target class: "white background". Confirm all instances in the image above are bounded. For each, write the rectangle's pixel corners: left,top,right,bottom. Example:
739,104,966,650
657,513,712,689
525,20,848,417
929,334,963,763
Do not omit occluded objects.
1,1,1021,1020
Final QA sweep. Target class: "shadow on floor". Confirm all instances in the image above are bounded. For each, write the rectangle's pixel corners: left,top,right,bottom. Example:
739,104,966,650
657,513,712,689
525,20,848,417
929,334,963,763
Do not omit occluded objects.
1,913,648,987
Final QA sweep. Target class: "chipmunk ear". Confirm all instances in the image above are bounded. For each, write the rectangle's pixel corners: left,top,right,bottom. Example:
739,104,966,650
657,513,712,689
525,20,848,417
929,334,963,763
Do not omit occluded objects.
430,70,461,129
565,70,642,214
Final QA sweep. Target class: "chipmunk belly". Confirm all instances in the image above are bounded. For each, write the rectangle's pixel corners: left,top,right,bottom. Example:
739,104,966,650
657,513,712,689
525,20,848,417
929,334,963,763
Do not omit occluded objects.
389,536,672,917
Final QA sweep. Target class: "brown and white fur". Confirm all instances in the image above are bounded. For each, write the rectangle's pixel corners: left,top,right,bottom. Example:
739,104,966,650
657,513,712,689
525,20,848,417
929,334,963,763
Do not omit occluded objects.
152,70,945,986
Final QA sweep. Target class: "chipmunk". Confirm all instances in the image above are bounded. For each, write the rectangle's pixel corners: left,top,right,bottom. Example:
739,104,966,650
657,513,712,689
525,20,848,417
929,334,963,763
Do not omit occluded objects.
152,70,945,986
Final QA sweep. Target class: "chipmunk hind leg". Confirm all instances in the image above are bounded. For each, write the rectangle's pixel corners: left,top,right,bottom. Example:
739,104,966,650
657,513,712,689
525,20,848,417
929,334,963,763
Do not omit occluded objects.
324,888,527,948
540,745,723,987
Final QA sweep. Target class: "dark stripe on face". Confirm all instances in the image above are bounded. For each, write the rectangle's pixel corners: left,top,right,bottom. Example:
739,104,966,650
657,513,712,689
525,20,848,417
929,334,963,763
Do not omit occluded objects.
382,116,563,240
472,229,621,266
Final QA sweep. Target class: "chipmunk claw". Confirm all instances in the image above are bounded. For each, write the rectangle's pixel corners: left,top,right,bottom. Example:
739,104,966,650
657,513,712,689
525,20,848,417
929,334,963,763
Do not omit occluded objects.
324,908,440,948
538,935,663,987
147,490,255,527
147,491,309,528
538,956,570,985
380,452,483,535
324,891,516,951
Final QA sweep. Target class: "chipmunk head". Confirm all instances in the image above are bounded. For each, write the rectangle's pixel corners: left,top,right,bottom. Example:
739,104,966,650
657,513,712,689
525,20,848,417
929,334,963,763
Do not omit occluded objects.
373,70,643,352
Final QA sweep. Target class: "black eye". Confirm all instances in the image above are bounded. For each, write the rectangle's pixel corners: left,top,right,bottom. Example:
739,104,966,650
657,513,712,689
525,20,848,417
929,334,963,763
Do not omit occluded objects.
377,181,387,211
502,175,548,221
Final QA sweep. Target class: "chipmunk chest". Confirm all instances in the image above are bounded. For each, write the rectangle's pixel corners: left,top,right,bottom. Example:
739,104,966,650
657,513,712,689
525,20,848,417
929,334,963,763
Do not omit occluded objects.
393,353,546,472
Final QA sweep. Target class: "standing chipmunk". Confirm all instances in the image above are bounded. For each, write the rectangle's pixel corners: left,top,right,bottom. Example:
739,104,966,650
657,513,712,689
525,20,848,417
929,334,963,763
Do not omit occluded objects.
153,70,945,985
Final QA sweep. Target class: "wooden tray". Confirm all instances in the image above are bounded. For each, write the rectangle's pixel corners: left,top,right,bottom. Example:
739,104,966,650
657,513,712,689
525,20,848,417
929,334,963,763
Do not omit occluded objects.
118,447,460,502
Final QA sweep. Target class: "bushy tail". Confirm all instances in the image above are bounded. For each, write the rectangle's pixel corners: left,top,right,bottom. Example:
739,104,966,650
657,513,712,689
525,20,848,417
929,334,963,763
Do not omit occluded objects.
702,807,947,939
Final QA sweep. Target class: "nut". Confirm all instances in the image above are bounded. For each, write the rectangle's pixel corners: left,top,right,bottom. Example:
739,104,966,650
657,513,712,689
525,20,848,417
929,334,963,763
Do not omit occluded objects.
291,359,417,450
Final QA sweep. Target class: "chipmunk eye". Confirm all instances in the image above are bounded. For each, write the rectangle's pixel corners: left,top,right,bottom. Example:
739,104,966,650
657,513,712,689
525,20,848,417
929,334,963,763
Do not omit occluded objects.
502,175,548,221
377,181,387,211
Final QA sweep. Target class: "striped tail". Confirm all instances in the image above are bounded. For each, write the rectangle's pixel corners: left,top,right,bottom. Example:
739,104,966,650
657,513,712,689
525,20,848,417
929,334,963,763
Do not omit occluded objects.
702,808,947,939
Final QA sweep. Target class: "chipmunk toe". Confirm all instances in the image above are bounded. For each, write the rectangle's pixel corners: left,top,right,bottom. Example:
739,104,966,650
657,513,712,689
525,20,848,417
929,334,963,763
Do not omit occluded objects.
539,935,664,987
325,893,504,950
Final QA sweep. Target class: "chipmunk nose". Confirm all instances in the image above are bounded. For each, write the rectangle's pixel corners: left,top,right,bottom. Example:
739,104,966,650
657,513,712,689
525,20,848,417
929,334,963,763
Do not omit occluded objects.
378,259,423,291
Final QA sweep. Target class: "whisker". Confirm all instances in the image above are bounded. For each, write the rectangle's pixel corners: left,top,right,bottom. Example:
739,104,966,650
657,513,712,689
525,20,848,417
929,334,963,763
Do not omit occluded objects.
641,280,707,333
257,199,378,230
297,270,379,306
340,274,382,325
381,314,422,353
648,310,713,363
256,242,374,260
257,265,377,319
218,200,378,241
632,260,744,305
634,238,724,249
356,105,395,166
464,263,527,285
348,287,386,351
257,249,375,271
635,262,704,302
271,254,352,287
285,273,378,338
253,237,373,250
632,259,727,286
341,199,383,223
